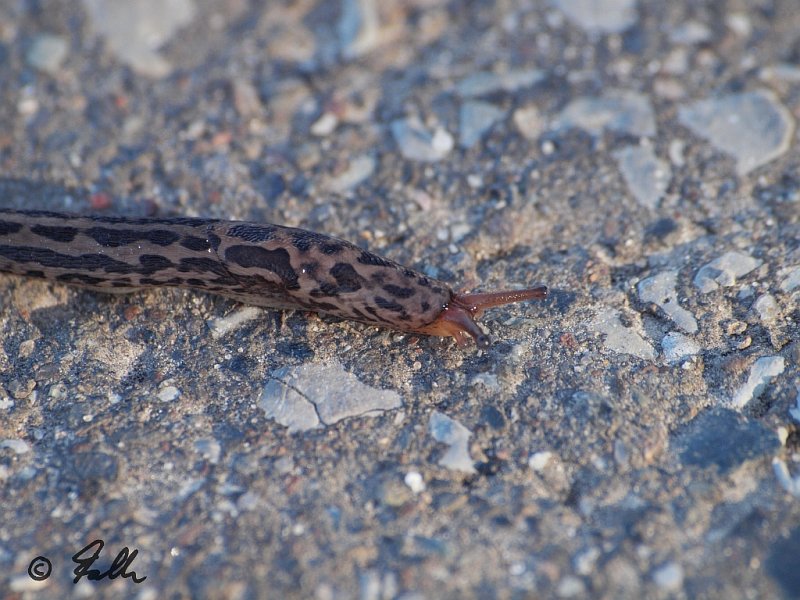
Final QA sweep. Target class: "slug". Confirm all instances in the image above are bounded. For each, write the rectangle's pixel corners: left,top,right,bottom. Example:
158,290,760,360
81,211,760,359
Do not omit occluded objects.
0,208,547,349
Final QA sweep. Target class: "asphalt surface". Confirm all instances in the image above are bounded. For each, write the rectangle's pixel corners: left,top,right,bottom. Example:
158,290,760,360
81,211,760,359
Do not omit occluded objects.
1,0,799,598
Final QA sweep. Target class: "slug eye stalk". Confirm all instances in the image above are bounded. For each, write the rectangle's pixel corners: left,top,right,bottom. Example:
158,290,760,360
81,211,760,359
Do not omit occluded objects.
419,285,548,349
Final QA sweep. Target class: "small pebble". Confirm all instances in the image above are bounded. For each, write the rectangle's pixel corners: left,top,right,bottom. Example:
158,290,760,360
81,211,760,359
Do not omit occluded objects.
391,118,454,162
460,101,506,148
637,270,698,334
730,356,785,409
662,332,700,363
528,451,553,471
694,251,763,293
753,294,780,323
404,471,425,494
652,562,684,591
26,34,69,74
551,0,637,34
613,144,672,210
429,411,476,474
552,90,657,138
157,385,180,402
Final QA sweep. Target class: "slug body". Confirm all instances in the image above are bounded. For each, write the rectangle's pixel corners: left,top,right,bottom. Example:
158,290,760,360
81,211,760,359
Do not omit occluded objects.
0,209,547,348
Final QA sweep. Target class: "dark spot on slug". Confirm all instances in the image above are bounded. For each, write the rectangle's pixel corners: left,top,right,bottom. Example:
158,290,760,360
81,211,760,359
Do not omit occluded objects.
330,262,363,293
382,284,415,299
86,227,180,248
225,244,300,290
207,232,221,251
139,277,183,287
320,243,343,255
30,224,79,243
300,262,319,277
178,257,230,278
357,250,396,268
227,224,277,243
111,281,133,288
186,278,207,287
307,300,340,312
290,232,313,252
310,282,340,297
180,236,212,252
403,269,416,279
55,273,105,286
25,270,45,278
374,296,405,313
420,301,430,312
362,304,381,319
138,254,174,274
0,221,23,236
0,245,133,273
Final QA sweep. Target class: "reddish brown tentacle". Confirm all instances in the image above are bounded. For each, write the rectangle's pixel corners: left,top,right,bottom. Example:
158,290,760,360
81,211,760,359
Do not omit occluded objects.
419,285,548,348
454,286,548,318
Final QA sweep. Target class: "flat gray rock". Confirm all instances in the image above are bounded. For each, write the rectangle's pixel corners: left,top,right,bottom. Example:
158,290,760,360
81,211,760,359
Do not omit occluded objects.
456,68,544,98
551,0,638,34
260,361,402,432
637,270,698,334
729,356,785,410
459,101,506,148
678,90,795,175
592,307,656,360
391,118,454,162
553,90,657,137
693,251,763,293
82,0,196,77
429,411,476,474
614,145,671,210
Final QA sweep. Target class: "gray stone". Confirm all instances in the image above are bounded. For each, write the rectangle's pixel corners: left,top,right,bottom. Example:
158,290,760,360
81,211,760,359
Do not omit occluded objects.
553,90,657,137
669,21,712,44
260,361,402,432
391,118,454,162
82,0,196,77
779,266,800,292
730,356,785,409
26,34,69,74
678,90,795,175
613,145,671,209
693,251,762,293
550,0,637,34
753,294,780,323
661,332,700,363
459,101,506,148
338,0,381,59
429,411,476,474
652,562,684,591
326,154,375,193
456,68,544,98
637,270,698,333
592,308,656,360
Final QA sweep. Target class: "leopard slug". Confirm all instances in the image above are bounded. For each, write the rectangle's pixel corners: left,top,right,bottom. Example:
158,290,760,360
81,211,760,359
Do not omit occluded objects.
0,208,547,349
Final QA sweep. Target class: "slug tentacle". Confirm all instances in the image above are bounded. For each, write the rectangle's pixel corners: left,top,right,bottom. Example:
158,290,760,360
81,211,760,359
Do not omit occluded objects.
419,285,548,349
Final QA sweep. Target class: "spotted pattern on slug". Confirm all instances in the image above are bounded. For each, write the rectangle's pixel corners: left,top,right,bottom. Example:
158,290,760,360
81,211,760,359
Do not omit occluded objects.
0,208,548,347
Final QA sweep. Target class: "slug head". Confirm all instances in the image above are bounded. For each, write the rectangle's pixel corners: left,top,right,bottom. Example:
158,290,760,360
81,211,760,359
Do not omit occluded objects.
420,285,548,349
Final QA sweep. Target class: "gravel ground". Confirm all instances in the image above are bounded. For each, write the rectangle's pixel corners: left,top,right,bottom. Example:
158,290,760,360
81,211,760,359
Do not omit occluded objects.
1,0,799,598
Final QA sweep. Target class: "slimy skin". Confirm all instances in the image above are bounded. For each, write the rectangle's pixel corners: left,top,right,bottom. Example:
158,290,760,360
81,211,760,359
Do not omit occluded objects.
0,209,547,348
